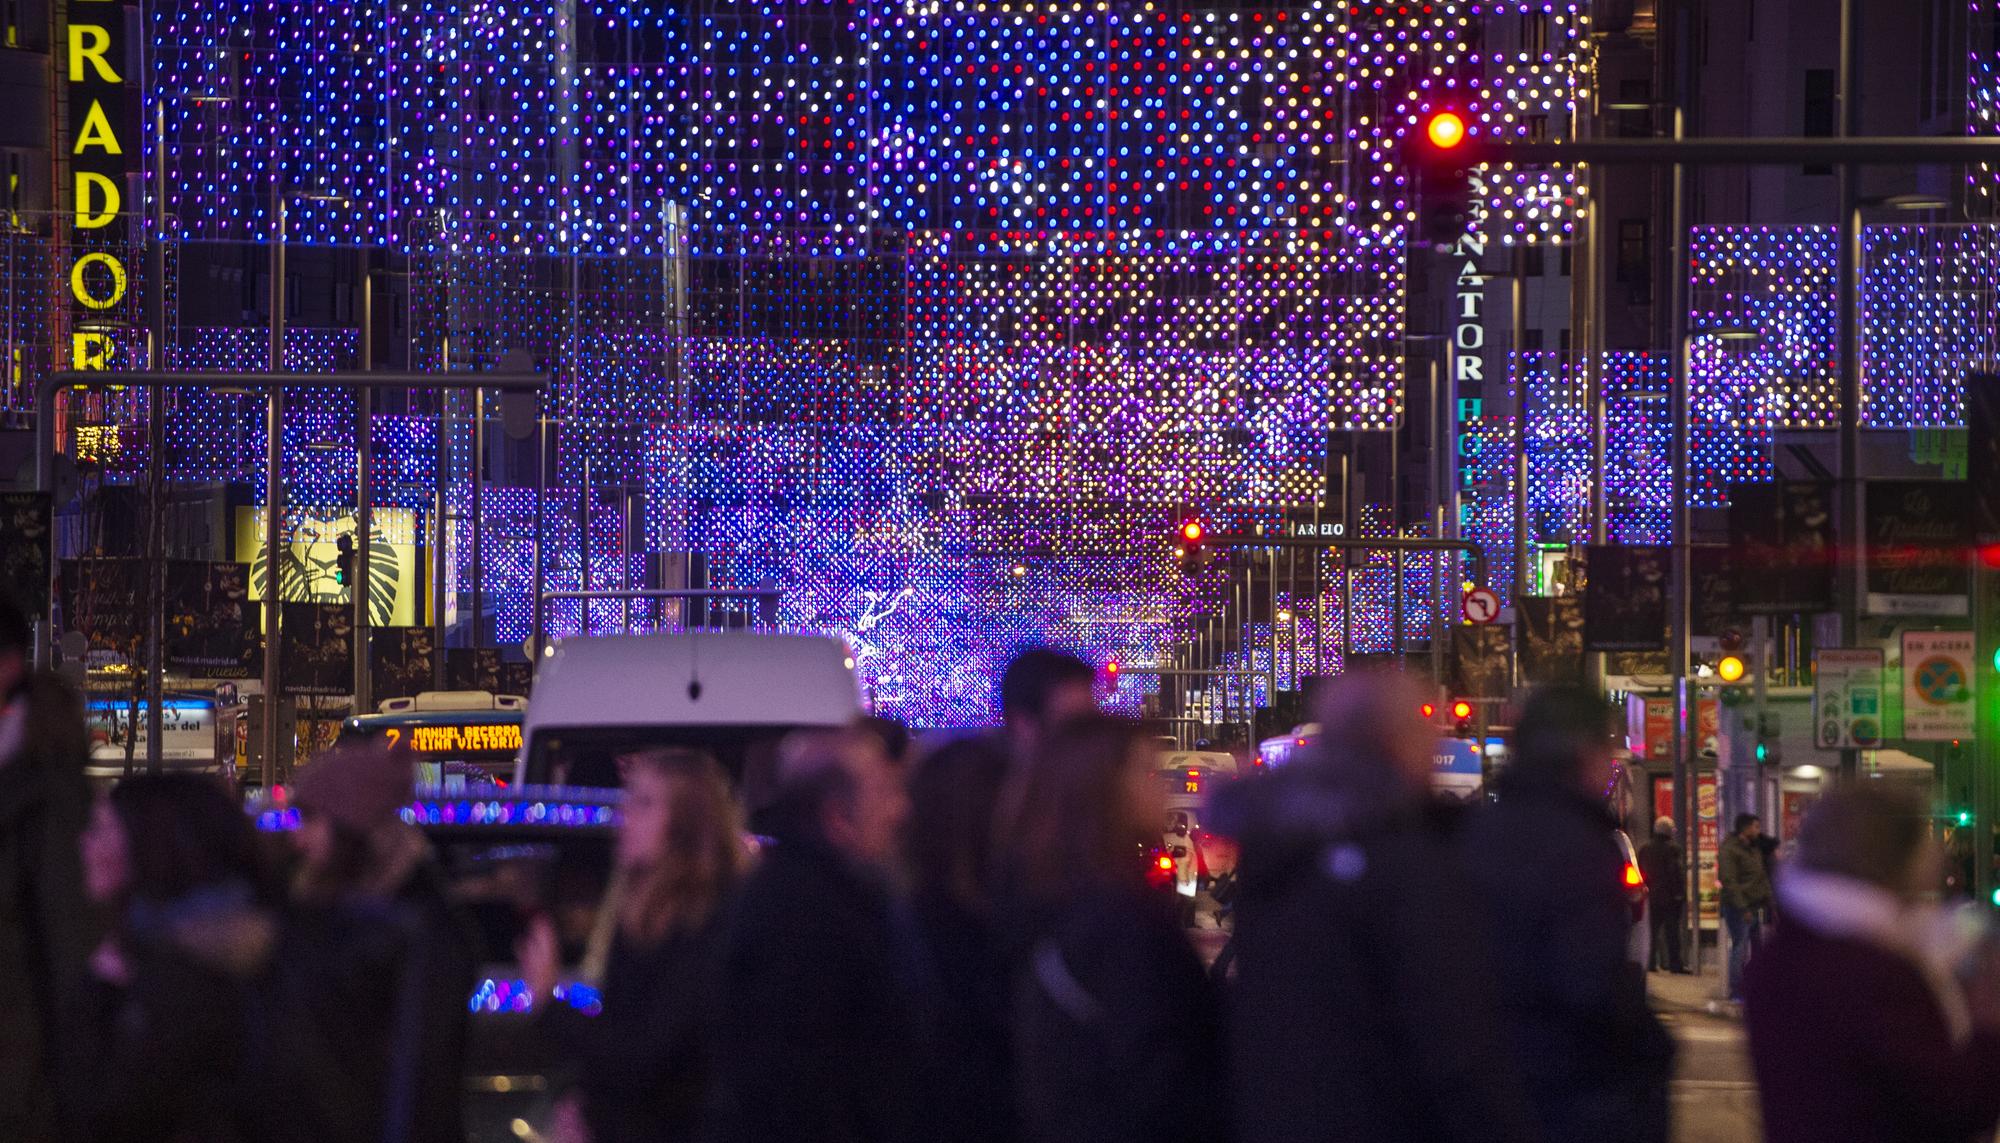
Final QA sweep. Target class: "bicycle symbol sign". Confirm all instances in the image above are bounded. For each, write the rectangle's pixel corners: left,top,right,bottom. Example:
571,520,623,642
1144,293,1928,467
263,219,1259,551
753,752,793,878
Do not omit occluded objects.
1913,656,1968,706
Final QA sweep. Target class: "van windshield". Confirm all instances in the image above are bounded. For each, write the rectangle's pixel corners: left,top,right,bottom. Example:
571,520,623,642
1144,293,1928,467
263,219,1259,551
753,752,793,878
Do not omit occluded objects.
525,723,807,802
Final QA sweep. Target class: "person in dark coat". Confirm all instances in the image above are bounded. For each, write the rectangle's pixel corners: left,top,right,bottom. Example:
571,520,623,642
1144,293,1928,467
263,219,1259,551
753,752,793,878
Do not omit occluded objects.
1637,816,1687,973
1212,670,1539,1143
290,741,478,1143
710,726,918,1143
1719,812,1773,1001
1462,686,1673,1143
1746,782,2000,1143
904,734,1016,1143
0,595,97,1143
517,748,745,1143
994,714,1223,1143
72,773,284,1143
998,646,1097,761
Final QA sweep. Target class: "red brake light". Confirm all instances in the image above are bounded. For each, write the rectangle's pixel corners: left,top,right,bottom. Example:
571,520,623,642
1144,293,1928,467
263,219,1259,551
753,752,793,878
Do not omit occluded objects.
1419,702,1436,719
1624,862,1645,888
1157,855,1176,872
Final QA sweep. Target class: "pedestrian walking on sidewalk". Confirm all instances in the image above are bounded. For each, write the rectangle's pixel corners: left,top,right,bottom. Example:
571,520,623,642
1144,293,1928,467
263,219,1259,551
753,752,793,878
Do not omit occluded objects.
996,714,1223,1143
1213,671,1538,1143
0,594,95,1143
1720,813,1773,1002
1638,817,1688,973
1746,782,2000,1143
710,727,918,1143
517,748,745,1143
1463,686,1673,1143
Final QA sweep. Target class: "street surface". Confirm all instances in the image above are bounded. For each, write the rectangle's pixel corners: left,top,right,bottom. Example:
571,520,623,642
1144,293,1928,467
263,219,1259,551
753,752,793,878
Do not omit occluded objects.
1650,965,1761,1143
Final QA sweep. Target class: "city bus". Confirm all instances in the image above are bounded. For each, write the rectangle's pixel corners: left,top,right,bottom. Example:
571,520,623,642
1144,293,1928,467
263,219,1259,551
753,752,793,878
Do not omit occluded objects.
338,691,527,791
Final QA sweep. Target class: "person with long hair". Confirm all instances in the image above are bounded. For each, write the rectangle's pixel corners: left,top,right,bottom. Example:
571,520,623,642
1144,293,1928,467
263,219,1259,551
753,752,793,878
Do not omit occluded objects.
995,714,1223,1143
73,773,282,1143
519,748,748,1143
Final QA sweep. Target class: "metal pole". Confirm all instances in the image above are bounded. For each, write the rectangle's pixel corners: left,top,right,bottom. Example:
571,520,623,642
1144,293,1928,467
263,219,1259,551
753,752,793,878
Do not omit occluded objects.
1668,105,1697,971
432,375,448,692
353,256,373,712
262,186,285,787
1587,168,1608,545
1836,0,1864,782
145,99,168,774
1391,433,1404,659
1430,358,1446,688
472,386,484,651
532,408,546,656
1512,248,1529,603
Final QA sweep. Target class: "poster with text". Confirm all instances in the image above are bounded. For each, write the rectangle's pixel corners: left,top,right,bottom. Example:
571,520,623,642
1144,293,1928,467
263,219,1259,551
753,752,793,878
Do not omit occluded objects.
0,493,51,616
165,561,260,679
281,603,354,698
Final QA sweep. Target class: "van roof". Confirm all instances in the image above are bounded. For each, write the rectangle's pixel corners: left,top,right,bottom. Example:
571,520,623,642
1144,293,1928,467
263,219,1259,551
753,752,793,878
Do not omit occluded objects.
523,632,861,738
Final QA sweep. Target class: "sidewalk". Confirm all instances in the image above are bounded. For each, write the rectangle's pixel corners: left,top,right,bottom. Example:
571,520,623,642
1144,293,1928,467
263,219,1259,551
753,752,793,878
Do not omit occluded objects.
1648,960,1739,1018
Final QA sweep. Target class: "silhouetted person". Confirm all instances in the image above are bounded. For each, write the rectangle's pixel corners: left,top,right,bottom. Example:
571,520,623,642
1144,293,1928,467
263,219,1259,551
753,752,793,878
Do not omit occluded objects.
1462,686,1673,1143
518,749,745,1143
290,742,477,1143
1720,812,1773,1001
711,727,917,1143
996,714,1223,1143
73,773,282,1143
1213,671,1537,1143
904,734,1016,1143
998,647,1097,760
1747,782,2000,1143
0,593,95,1143
1637,816,1688,973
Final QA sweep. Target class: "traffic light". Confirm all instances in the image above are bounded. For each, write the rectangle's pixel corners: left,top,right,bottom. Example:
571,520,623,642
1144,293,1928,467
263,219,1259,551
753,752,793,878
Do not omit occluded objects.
1175,519,1210,575
1716,654,1747,684
1451,699,1475,737
1408,108,1475,251
334,534,355,588
1752,711,1781,766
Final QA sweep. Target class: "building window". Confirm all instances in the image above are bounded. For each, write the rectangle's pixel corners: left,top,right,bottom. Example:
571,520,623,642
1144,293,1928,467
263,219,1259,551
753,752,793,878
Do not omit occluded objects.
1617,219,1652,304
1524,245,1545,277
1803,70,1835,175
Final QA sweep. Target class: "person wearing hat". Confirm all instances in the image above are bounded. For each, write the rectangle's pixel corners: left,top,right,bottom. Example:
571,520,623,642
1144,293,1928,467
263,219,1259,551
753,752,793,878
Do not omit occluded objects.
1637,816,1688,974
289,743,478,1143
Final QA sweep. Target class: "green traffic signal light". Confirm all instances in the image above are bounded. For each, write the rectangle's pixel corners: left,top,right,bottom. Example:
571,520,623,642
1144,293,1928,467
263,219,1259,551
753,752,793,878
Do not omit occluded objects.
1754,742,1768,763
1991,886,2000,909
1959,810,1975,827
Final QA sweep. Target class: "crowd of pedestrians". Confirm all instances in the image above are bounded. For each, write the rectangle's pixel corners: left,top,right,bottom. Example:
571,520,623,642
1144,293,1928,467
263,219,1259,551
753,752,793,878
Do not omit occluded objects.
7,582,2000,1143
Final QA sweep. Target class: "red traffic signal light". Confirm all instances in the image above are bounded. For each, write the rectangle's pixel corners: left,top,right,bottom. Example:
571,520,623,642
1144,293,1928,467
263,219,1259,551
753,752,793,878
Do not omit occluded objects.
1407,108,1475,251
1451,700,1474,721
1420,702,1437,720
1176,519,1211,575
1425,110,1468,150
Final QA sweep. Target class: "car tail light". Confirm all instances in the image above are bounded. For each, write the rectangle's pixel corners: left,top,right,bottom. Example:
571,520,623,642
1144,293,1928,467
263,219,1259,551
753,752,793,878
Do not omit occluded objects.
1623,862,1645,889
1157,854,1175,872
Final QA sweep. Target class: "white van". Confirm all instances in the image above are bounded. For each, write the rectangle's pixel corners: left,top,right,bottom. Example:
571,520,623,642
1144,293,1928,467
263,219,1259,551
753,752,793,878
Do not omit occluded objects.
513,632,862,789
